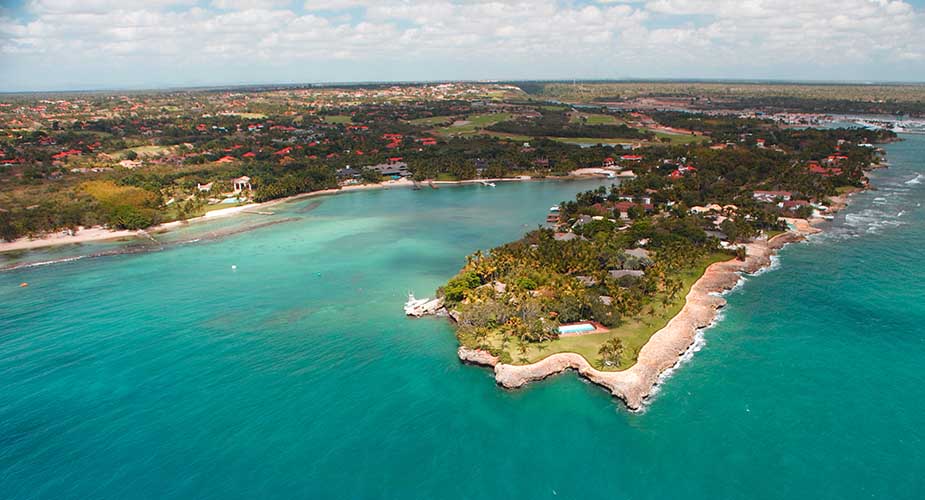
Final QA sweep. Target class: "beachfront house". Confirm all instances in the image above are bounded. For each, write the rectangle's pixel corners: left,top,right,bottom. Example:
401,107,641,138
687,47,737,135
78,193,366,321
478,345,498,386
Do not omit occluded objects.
369,161,411,178
232,176,252,193
753,190,792,203
336,166,360,180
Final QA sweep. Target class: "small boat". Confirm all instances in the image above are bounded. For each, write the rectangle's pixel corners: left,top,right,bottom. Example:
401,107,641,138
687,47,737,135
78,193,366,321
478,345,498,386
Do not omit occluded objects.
404,292,444,317
480,180,496,187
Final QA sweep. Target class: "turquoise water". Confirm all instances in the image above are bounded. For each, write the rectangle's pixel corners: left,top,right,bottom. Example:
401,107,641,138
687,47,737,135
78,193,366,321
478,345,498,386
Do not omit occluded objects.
2,137,925,499
559,323,596,333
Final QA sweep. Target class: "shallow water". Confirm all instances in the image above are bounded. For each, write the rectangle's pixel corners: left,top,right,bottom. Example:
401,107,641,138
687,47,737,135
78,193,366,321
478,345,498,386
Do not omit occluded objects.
2,138,925,499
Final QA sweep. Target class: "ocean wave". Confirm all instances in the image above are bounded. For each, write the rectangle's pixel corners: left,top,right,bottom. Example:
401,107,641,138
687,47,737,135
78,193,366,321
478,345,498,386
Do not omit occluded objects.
747,254,781,277
905,173,924,185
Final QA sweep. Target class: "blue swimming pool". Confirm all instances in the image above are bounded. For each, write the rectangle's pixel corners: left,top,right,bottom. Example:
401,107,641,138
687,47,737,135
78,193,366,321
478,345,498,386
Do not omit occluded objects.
558,323,596,334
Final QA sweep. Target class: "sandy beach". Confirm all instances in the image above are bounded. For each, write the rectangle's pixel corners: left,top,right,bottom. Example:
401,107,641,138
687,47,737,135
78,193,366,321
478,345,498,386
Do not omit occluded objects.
0,226,142,252
458,224,822,411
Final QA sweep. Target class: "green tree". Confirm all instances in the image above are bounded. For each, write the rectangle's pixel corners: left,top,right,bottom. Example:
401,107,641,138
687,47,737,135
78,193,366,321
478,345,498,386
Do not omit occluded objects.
598,337,624,368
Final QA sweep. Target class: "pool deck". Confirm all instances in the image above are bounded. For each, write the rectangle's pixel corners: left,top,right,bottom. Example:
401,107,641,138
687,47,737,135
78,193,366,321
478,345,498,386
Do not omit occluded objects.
557,321,609,337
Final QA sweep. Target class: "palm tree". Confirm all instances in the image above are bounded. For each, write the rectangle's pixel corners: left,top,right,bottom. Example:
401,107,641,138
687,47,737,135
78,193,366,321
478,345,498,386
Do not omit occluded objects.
598,337,624,368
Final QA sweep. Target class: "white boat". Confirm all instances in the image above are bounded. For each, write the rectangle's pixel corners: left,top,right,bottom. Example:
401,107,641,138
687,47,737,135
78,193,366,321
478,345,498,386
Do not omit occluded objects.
404,292,444,317
480,180,496,187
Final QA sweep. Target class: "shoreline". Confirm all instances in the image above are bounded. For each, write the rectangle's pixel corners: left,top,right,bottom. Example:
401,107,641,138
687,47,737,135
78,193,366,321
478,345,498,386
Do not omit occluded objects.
1,175,592,254
457,216,837,411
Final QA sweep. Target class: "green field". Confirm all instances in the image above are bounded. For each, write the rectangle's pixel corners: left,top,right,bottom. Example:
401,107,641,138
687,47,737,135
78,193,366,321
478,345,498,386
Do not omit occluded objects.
113,145,173,159
570,112,620,125
550,137,639,145
435,113,513,136
408,115,456,126
650,131,704,145
470,252,731,371
225,112,267,119
479,131,533,142
323,115,353,124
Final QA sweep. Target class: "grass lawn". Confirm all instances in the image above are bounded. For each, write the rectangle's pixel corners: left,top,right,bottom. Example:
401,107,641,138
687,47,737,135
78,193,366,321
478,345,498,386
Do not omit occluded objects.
538,104,569,111
323,115,353,124
479,131,533,142
468,252,732,371
435,173,459,181
570,112,620,125
650,131,704,145
113,145,172,159
435,113,513,136
408,115,456,126
226,112,267,119
550,137,638,145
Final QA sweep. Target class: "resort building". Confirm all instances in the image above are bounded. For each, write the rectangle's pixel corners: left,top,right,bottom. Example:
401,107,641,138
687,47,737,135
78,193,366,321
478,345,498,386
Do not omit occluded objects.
368,161,411,178
232,176,252,192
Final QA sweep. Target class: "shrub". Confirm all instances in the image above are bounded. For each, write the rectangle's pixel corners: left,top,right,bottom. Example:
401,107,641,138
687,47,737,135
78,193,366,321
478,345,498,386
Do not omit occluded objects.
443,271,482,302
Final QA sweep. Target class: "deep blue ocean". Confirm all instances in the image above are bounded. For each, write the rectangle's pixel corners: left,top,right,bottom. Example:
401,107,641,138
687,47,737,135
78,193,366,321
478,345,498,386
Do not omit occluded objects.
1,136,924,499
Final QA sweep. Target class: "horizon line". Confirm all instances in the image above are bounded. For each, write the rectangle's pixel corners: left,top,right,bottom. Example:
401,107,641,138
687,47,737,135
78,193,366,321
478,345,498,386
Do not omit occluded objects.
3,77,925,96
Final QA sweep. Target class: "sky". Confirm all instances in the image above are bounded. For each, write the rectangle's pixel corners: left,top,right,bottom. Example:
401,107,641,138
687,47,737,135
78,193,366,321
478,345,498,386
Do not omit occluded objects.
1,0,924,91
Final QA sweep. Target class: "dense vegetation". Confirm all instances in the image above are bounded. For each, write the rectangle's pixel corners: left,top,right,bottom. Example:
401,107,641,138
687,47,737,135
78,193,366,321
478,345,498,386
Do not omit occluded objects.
438,122,894,369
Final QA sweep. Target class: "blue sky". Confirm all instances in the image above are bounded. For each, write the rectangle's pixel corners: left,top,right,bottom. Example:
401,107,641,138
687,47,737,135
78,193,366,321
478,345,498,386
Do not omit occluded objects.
1,0,924,91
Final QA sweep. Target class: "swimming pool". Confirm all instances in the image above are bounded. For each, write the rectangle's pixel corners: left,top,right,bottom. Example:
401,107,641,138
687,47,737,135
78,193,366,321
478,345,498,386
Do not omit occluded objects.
558,323,596,334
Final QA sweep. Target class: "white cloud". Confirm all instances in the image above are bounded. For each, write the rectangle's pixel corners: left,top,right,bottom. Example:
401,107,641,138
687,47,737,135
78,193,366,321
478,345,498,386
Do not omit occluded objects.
212,0,292,10
0,0,923,90
303,0,372,10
